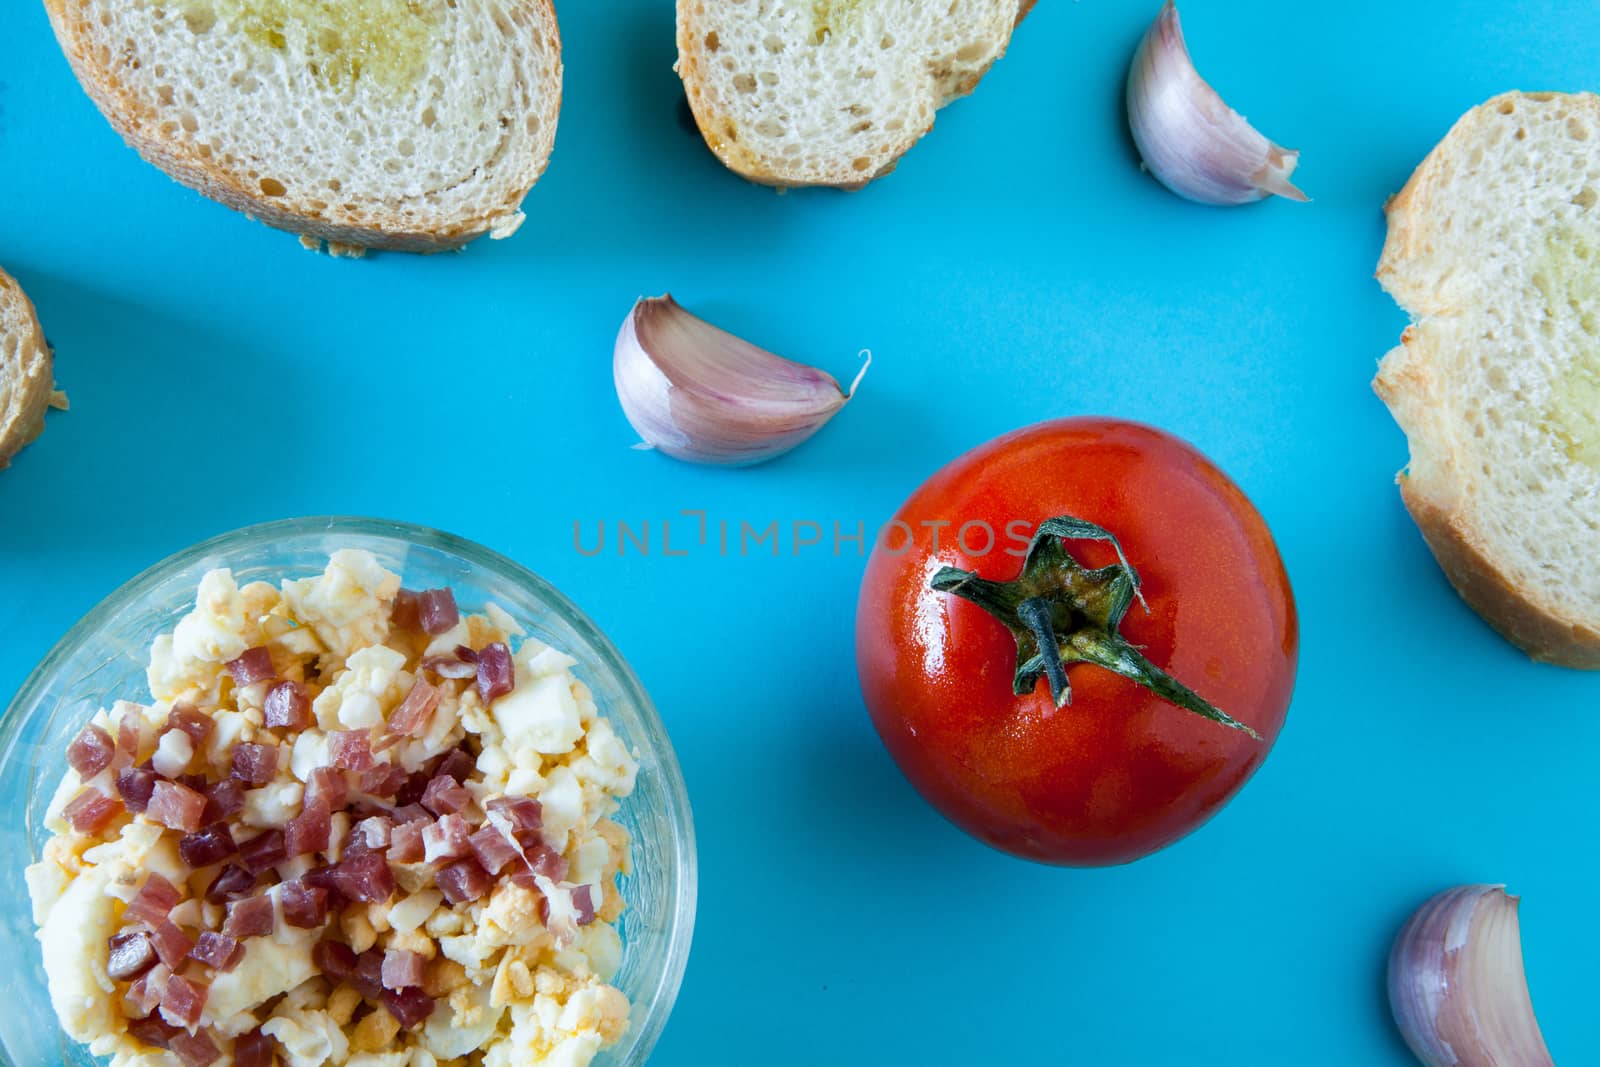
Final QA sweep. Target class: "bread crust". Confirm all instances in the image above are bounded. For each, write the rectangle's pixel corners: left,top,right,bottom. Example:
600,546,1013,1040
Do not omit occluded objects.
676,1,1027,190
1374,90,1600,667
1398,476,1600,667
0,269,56,469
42,0,562,253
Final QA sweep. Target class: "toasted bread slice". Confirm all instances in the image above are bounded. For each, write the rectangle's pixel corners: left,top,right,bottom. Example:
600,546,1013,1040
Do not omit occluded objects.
44,0,563,254
677,0,1031,189
1375,91,1600,666
0,270,60,469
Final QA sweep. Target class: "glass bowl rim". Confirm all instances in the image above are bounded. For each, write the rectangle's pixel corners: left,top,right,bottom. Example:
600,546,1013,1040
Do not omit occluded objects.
0,515,697,1067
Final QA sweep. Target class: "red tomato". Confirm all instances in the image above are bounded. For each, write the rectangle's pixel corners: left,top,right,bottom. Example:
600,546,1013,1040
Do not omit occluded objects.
855,418,1297,866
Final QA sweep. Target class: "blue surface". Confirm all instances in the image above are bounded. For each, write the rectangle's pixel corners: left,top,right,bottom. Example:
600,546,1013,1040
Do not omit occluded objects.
3,1,1599,1063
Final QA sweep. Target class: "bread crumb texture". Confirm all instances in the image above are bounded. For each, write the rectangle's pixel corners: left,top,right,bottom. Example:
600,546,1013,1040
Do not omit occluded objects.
1376,91,1600,661
45,0,561,249
0,268,59,469
677,0,1024,187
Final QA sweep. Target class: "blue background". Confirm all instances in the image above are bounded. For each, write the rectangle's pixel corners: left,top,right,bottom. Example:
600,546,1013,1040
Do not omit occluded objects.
3,1,1598,1063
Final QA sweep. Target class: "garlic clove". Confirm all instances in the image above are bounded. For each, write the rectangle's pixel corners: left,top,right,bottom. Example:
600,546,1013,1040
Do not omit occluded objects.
1126,1,1308,206
1388,885,1555,1067
613,294,869,467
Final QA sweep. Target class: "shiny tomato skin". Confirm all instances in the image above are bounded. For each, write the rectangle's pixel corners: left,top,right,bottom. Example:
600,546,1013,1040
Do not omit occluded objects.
856,418,1297,866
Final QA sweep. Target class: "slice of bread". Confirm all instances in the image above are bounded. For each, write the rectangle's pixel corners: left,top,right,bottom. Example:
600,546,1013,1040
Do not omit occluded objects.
677,0,1032,189
1375,91,1600,666
0,270,60,469
44,0,562,254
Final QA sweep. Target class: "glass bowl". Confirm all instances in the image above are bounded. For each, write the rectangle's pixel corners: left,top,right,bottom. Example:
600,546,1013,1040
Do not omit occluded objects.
0,517,696,1067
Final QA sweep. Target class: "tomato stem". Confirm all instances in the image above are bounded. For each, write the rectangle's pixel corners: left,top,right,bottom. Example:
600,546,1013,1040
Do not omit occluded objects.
930,515,1260,739
1017,597,1072,707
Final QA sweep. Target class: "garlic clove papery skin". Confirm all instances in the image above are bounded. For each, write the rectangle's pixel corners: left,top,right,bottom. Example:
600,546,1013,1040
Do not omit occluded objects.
613,294,868,467
1126,1,1308,206
1388,885,1555,1067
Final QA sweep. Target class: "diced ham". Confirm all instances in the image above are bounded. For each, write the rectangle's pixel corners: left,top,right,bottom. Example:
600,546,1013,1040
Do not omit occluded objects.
281,881,330,929
232,1029,277,1067
127,874,184,925
63,789,123,834
165,705,213,747
107,929,159,981
323,887,351,915
124,964,170,1019
67,723,115,778
387,677,440,738
358,762,409,798
330,851,396,904
179,823,238,868
420,655,476,680
420,775,470,817
149,780,207,832
222,895,275,939
169,1028,221,1067
421,814,472,864
204,864,257,904
486,795,543,833
263,680,311,730
312,939,358,981
225,646,274,686
475,642,514,705
126,1014,179,1049
286,803,332,857
302,864,339,892
571,884,597,926
392,803,432,824
238,829,287,875
116,715,143,767
390,589,422,633
433,748,474,785
306,767,348,810
388,821,425,864
530,844,567,880
200,779,245,824
352,949,385,999
453,645,480,664
330,731,374,772
149,918,197,969
509,844,568,889
383,986,436,1029
381,948,425,991
346,799,388,822
230,742,279,787
232,1029,276,1067
368,730,403,755
394,772,429,808
117,765,158,813
468,826,519,876
417,588,459,635
189,932,243,972
435,859,492,905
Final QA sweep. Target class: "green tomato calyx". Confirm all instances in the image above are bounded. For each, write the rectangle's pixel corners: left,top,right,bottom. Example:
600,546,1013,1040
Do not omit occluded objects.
929,515,1259,739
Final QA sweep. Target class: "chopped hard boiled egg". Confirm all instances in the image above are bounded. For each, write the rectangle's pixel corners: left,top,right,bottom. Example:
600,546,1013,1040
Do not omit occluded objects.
26,551,640,1067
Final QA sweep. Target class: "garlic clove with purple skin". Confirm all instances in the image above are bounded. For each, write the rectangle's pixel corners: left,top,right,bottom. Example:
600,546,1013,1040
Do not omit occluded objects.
1126,1,1308,206
1388,885,1555,1067
613,294,870,467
